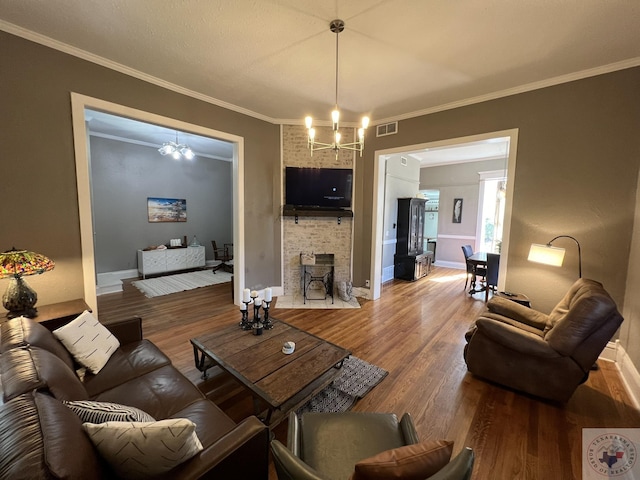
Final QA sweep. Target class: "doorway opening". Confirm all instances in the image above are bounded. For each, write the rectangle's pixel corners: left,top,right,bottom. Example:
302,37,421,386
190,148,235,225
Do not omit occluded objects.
70,93,245,314
370,129,518,300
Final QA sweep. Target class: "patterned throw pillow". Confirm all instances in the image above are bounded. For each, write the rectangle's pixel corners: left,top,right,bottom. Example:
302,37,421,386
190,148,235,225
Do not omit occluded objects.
53,310,120,374
83,418,203,478
63,400,155,423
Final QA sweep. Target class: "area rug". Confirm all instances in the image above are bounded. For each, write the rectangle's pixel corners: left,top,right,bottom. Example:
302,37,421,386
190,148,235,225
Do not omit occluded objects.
132,270,232,298
296,356,388,415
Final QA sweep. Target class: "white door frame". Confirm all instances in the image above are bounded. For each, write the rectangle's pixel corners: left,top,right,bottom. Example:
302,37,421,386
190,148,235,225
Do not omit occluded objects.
70,93,245,313
370,129,519,300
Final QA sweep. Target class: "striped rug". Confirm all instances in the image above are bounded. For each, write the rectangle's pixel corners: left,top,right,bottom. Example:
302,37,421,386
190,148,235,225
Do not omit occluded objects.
132,270,232,298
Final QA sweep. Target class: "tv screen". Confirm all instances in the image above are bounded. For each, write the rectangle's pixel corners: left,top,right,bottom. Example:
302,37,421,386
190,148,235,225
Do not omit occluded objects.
285,167,353,209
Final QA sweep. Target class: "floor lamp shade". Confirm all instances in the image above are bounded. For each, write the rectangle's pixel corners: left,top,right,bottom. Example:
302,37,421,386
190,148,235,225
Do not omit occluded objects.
528,244,566,267
528,235,582,278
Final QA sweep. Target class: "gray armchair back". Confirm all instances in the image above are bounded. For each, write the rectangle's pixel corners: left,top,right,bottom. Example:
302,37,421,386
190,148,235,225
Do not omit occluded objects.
464,278,623,402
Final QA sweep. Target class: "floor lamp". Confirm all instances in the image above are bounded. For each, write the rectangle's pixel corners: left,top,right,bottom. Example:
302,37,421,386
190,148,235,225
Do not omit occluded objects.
528,235,582,278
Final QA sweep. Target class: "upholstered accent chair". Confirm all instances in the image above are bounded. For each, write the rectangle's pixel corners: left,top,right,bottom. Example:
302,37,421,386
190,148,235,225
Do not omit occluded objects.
271,412,474,480
464,278,623,402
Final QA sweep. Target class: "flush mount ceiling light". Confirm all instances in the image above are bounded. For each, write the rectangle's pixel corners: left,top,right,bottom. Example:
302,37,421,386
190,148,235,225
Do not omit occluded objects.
158,131,195,160
304,19,369,158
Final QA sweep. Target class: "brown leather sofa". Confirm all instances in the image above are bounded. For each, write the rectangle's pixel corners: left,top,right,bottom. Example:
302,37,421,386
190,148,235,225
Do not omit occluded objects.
0,315,269,479
464,278,623,402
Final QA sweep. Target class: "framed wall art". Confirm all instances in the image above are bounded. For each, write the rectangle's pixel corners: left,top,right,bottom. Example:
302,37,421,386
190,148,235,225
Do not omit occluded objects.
452,198,463,224
147,197,187,222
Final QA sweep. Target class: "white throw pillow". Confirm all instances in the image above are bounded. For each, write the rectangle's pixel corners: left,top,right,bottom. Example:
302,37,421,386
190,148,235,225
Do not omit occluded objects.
63,400,155,424
83,419,203,479
53,310,120,374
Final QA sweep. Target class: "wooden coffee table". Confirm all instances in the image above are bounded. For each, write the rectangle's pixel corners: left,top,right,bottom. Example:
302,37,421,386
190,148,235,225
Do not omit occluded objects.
191,319,350,428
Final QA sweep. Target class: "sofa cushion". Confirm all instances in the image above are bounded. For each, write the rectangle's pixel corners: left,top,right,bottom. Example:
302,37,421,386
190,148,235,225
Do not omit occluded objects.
0,392,101,480
83,418,203,479
0,316,75,369
90,364,206,420
350,440,454,480
63,399,155,423
53,310,120,374
170,398,237,448
1,347,88,402
83,339,172,397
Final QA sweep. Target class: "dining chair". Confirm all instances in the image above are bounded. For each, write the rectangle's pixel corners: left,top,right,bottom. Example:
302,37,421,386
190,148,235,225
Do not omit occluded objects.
461,245,486,291
485,253,500,302
211,240,233,273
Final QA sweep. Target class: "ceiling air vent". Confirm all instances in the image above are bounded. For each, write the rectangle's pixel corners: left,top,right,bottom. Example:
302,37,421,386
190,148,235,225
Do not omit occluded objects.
376,122,398,137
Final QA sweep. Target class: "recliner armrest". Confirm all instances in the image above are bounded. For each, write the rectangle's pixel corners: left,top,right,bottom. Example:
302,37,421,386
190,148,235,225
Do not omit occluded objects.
271,440,329,480
474,318,562,358
428,447,474,480
103,317,143,345
487,297,549,331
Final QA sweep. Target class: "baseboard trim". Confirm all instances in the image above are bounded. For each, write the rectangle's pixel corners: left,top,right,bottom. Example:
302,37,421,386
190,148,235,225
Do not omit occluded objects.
96,269,138,295
611,340,640,411
434,261,465,270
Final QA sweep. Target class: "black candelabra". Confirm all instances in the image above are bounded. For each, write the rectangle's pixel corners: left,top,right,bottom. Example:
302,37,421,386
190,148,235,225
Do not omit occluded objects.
240,291,273,335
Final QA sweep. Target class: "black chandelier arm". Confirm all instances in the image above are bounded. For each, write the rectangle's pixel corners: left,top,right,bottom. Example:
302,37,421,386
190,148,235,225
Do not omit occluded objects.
547,235,582,278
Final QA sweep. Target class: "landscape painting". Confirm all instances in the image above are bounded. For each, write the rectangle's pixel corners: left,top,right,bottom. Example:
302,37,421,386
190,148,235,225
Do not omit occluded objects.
147,197,187,222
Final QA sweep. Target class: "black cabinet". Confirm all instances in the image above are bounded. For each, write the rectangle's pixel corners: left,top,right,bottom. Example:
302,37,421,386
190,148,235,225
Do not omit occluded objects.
394,198,427,281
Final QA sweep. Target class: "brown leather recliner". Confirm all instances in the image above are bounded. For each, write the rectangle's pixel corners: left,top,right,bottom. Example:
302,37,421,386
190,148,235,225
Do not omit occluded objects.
464,278,623,402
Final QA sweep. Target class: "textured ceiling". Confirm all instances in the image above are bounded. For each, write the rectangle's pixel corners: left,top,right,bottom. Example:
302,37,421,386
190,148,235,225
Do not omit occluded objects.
1,0,639,126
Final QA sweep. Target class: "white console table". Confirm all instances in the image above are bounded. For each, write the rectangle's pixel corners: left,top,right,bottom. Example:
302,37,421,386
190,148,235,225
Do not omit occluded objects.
137,246,206,279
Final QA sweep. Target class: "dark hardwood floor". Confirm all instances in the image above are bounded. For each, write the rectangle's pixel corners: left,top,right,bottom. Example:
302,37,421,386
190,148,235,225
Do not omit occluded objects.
97,266,640,479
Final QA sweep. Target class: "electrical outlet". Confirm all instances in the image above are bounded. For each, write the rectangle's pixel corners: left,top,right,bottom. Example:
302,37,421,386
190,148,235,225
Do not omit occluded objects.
365,280,370,288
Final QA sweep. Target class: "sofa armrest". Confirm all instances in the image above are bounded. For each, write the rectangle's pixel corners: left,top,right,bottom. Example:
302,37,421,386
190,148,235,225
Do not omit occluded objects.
103,317,143,345
164,416,269,480
487,297,549,331
474,318,562,358
428,447,474,480
271,439,329,480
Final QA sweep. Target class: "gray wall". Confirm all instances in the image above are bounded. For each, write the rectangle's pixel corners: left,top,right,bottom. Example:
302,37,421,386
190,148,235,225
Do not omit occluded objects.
91,136,232,273
420,159,506,264
0,30,280,307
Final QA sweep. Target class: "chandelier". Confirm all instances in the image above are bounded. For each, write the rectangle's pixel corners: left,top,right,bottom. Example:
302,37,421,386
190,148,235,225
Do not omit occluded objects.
305,19,369,157
158,131,194,160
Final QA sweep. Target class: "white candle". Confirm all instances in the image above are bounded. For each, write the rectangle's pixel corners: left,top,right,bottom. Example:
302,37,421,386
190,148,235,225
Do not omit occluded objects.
251,290,258,298
240,302,247,311
264,287,272,302
255,297,262,307
262,300,268,308
242,288,250,303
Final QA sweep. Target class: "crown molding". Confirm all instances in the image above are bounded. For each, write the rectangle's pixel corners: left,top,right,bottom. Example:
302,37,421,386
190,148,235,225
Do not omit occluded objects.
369,57,640,127
3,20,639,129
0,20,276,125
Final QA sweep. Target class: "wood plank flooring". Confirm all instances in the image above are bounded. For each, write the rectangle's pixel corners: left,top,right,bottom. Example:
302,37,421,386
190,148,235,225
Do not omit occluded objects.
97,266,640,480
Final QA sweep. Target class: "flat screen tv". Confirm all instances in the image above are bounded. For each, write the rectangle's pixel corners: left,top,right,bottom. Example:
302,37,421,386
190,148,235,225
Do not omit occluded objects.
285,167,353,210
